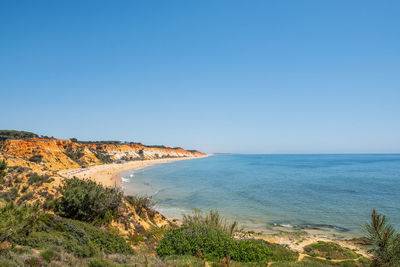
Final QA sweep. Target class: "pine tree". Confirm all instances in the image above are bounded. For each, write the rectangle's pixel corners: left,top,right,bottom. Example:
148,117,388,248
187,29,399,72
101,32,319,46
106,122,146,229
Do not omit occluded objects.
365,209,400,266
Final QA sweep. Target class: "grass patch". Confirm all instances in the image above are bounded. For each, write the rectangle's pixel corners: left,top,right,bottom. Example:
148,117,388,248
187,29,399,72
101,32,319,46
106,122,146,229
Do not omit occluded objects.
304,241,359,260
182,210,240,236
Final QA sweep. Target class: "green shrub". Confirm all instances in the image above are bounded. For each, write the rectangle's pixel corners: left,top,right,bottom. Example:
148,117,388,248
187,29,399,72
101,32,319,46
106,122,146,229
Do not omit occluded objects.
55,177,123,224
39,249,58,262
12,247,32,255
182,210,239,236
77,220,133,255
0,202,40,243
20,185,28,193
157,226,235,260
303,241,359,260
125,195,155,216
0,202,133,258
0,160,6,184
128,233,144,246
17,191,34,204
0,160,6,178
9,187,19,200
27,172,51,186
231,239,297,262
90,148,113,164
8,165,31,174
65,147,85,164
28,155,43,164
88,258,114,267
42,198,56,210
271,257,359,266
157,225,297,262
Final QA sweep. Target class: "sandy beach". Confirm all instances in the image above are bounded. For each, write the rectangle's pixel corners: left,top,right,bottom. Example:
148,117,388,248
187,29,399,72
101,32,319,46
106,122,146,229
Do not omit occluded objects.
59,155,208,187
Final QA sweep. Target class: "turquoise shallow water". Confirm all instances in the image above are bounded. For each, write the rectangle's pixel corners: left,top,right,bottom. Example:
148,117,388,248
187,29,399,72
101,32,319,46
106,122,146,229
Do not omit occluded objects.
123,154,400,236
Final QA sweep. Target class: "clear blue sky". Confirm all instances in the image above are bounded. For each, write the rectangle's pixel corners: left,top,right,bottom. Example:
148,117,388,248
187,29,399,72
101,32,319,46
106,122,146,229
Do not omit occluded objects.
1,1,399,153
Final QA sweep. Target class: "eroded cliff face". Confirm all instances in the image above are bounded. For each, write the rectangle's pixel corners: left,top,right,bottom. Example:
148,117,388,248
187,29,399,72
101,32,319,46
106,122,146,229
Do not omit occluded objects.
1,138,204,171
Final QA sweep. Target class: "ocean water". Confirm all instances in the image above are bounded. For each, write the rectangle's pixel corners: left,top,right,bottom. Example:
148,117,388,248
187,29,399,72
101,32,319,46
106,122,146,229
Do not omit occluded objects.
123,154,400,236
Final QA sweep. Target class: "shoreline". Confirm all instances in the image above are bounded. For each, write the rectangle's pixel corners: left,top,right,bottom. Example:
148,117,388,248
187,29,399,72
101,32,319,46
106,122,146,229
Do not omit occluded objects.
59,155,210,187
59,153,370,257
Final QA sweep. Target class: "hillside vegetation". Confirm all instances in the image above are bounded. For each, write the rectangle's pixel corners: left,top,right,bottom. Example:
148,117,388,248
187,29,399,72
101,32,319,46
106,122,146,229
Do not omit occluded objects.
2,131,398,266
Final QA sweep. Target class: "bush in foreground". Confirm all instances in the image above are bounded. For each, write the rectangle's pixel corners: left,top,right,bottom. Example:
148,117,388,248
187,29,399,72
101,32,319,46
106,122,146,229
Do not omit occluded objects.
156,225,297,263
0,202,133,258
55,177,123,224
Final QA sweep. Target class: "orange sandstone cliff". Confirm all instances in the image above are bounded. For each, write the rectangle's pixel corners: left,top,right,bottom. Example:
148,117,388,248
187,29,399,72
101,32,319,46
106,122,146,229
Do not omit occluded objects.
1,137,205,171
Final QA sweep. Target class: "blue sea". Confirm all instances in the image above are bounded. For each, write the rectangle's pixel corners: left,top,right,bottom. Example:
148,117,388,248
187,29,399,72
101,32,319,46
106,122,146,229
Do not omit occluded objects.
123,154,400,237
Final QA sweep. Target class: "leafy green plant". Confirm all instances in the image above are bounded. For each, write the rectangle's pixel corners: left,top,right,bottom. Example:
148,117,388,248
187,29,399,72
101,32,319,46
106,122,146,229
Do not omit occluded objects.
65,147,85,166
303,241,359,260
0,202,133,258
182,210,240,236
91,148,113,164
156,225,297,262
21,185,28,193
157,226,235,260
0,202,39,243
39,249,59,262
9,187,19,200
17,191,35,205
88,258,111,267
55,177,123,224
0,160,6,184
125,195,155,216
128,233,144,246
28,155,43,164
27,172,52,186
365,209,400,267
0,160,6,177
231,239,297,262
